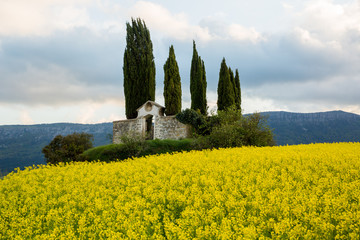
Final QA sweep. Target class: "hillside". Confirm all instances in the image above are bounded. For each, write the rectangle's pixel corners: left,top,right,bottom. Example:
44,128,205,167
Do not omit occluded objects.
1,110,359,174
1,143,360,238
0,123,112,174
262,110,360,145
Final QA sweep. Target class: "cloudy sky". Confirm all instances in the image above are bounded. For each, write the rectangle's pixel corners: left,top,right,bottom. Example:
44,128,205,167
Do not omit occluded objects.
1,0,359,125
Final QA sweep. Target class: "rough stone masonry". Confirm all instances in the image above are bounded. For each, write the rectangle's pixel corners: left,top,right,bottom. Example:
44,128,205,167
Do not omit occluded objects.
113,101,191,143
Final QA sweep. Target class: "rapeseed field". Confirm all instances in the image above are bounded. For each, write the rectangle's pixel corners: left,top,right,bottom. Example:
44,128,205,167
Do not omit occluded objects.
0,143,359,239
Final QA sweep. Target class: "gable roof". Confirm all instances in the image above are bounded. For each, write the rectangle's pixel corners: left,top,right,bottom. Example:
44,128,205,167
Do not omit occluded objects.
136,100,165,112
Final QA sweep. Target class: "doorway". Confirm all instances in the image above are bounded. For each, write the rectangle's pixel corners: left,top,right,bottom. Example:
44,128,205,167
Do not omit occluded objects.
145,116,154,140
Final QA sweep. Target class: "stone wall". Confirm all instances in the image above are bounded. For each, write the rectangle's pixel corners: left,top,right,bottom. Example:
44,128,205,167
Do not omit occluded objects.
113,118,145,144
154,116,192,140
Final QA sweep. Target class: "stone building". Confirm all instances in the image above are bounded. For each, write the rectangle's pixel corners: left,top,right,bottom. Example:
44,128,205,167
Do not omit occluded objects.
113,101,191,144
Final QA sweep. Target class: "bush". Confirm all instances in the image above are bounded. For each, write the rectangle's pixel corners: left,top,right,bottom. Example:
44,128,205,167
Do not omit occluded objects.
42,133,93,164
176,109,207,135
119,132,148,158
83,138,193,162
242,113,276,147
192,107,275,149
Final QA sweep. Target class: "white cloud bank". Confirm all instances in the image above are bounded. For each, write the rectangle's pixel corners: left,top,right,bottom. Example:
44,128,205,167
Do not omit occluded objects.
128,1,265,43
0,0,95,36
1,0,360,124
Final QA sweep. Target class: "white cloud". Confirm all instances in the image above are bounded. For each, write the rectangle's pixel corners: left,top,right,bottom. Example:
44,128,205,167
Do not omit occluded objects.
227,24,265,43
128,1,264,44
282,3,294,11
207,91,218,110
20,110,34,125
75,99,125,123
0,64,122,106
293,27,324,48
297,0,360,41
242,93,287,114
0,0,93,36
52,6,90,31
129,1,212,42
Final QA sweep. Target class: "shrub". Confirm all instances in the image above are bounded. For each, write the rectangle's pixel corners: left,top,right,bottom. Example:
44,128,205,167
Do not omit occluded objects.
192,107,275,149
242,113,276,147
83,138,193,162
42,132,93,164
118,132,148,158
176,108,207,135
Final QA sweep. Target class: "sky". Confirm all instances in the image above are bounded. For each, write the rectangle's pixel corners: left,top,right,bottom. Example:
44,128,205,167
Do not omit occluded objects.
0,0,360,125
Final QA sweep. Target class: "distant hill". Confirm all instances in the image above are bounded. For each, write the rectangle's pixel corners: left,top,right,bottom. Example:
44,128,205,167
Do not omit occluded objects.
1,110,359,175
0,123,113,175
261,110,360,145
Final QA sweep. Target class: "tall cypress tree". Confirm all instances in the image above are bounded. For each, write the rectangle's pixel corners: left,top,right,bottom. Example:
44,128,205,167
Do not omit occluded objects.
229,67,235,102
123,18,156,119
163,45,182,116
234,69,241,110
190,41,207,115
201,60,207,114
217,58,235,111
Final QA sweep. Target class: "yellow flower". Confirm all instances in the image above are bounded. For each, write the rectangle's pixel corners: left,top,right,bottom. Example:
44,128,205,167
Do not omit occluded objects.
0,143,359,239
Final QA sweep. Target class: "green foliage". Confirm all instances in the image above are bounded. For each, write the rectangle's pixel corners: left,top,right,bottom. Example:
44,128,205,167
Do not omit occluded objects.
42,133,93,164
190,41,207,115
163,45,182,116
217,58,235,111
192,107,275,149
81,132,147,162
242,113,276,147
234,69,241,110
142,139,193,156
176,108,207,135
123,18,156,119
118,132,148,158
82,139,193,162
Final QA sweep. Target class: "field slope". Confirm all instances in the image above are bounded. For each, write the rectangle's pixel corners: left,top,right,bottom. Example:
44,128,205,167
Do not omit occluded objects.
1,143,359,239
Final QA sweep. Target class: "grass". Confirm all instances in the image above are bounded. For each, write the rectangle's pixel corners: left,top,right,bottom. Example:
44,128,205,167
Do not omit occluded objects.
82,138,193,162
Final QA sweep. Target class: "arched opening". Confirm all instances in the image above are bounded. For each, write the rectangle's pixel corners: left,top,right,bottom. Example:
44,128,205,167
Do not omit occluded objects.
145,115,154,140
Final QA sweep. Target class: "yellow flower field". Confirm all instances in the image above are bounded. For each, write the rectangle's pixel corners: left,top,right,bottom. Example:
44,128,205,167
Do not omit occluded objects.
1,143,360,239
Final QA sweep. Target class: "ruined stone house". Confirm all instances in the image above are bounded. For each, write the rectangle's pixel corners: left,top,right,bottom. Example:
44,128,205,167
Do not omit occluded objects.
113,101,191,144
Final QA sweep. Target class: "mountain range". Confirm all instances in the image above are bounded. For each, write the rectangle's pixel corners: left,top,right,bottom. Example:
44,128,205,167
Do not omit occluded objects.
1,110,359,175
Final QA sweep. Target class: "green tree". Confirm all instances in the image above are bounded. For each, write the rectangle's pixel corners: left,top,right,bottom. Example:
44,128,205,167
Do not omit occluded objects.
234,69,241,110
163,45,182,115
190,41,207,115
217,58,235,111
191,106,275,149
229,67,236,107
42,133,93,164
123,18,156,119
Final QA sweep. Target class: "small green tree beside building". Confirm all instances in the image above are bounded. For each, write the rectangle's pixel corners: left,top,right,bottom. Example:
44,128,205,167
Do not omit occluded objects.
190,41,207,115
163,45,182,116
123,18,156,119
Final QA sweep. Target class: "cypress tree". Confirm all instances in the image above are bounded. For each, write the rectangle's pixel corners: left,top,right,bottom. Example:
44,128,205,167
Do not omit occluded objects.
190,41,207,115
123,18,156,119
217,58,235,111
163,45,182,115
234,69,241,110
229,67,235,102
201,60,207,114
